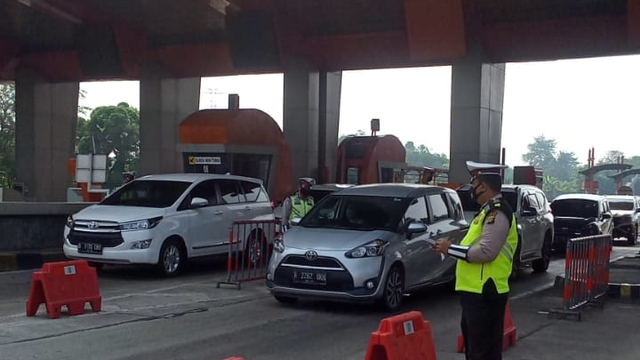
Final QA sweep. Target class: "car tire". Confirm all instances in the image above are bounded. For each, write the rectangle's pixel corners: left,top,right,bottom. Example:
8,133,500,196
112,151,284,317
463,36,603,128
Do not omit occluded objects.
157,238,186,277
532,233,552,273
274,295,297,304
245,231,268,267
378,265,404,312
628,226,638,246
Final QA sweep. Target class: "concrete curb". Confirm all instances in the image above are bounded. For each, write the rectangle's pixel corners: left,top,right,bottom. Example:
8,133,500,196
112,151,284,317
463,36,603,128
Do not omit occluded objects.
0,250,67,272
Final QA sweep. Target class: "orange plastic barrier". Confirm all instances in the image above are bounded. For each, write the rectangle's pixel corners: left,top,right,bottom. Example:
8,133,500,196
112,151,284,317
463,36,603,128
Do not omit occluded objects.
26,260,102,319
456,302,516,353
364,311,437,360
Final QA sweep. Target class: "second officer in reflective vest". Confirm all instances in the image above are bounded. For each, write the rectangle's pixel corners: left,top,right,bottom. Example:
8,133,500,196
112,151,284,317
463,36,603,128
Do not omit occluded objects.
283,177,315,226
433,161,518,360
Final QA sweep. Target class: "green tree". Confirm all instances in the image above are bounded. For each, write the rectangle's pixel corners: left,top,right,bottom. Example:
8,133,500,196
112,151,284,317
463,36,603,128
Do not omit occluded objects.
405,142,449,169
0,82,15,188
338,129,366,144
76,102,140,188
549,151,579,181
522,135,557,169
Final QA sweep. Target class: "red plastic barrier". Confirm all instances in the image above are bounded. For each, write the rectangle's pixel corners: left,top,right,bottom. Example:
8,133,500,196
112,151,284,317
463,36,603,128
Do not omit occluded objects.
364,311,437,360
220,358,244,360
456,302,516,352
26,260,102,319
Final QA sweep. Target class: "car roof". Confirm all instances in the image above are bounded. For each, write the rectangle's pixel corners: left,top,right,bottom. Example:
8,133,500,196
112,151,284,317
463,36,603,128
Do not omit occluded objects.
311,183,355,191
135,173,263,184
456,183,533,193
605,195,637,201
552,193,604,202
334,183,447,198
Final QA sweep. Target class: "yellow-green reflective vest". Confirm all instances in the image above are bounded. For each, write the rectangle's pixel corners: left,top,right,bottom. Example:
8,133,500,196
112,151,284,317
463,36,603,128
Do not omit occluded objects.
455,199,518,294
289,195,314,222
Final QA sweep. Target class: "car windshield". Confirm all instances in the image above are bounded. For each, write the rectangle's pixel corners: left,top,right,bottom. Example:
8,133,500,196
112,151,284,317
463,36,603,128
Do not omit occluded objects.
300,195,410,232
551,199,599,218
100,180,192,208
609,199,634,211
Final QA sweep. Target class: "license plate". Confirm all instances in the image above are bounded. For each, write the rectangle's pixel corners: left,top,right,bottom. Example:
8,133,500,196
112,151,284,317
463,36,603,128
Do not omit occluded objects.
78,242,103,255
292,270,327,285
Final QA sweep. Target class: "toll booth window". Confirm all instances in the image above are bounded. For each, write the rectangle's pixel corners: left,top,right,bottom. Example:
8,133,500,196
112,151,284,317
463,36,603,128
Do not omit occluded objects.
347,167,359,184
217,180,242,204
380,167,394,183
232,154,272,188
240,180,269,203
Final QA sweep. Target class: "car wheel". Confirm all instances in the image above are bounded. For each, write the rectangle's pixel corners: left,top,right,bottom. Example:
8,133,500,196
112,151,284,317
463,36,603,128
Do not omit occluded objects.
532,233,552,273
157,238,186,277
510,239,522,281
245,231,267,266
628,226,638,246
274,295,297,304
378,265,404,312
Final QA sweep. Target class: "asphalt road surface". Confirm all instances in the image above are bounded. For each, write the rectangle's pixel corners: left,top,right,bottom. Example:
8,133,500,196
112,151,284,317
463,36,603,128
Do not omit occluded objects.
0,242,638,360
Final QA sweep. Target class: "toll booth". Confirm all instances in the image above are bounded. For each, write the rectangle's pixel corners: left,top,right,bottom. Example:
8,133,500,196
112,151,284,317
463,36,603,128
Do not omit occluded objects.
177,105,292,202
335,135,406,185
617,185,634,196
513,166,544,189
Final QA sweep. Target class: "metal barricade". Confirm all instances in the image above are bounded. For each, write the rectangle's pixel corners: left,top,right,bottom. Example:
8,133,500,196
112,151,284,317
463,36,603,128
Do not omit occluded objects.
216,219,281,290
549,234,612,321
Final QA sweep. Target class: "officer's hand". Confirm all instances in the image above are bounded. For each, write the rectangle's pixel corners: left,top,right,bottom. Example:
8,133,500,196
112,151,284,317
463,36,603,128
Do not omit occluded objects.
432,239,451,256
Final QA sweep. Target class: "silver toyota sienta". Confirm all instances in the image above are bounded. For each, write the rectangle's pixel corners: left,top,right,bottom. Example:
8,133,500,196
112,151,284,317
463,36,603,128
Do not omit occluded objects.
266,183,469,311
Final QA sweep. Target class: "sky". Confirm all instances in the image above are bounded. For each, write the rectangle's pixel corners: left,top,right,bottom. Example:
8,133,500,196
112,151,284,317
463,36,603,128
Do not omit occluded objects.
79,54,640,167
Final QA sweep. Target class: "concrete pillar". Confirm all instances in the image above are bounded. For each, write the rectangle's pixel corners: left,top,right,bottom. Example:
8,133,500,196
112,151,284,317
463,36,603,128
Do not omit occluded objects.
283,68,320,184
283,69,342,185
449,56,505,184
15,69,79,202
139,65,200,176
318,71,342,184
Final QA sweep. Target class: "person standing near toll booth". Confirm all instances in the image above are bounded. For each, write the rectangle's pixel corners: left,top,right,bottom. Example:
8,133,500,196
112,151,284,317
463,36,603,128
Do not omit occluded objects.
432,161,518,360
283,177,316,226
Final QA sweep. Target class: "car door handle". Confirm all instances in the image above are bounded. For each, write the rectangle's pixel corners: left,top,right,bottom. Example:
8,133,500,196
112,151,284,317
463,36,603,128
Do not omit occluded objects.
243,206,251,211
213,211,224,216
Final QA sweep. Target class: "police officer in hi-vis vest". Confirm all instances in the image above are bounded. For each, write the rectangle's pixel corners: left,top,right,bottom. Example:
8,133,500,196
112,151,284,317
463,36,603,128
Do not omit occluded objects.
433,161,518,360
283,177,316,227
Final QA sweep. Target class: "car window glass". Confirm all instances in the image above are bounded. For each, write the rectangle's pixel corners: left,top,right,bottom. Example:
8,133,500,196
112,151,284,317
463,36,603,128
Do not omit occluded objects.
527,194,539,209
428,194,450,221
239,180,265,203
189,180,217,206
404,196,429,224
217,180,242,204
445,192,463,220
101,180,191,208
535,193,547,210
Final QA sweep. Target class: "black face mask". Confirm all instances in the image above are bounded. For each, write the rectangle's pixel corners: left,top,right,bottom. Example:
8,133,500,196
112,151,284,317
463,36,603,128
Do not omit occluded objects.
470,184,484,203
299,188,310,197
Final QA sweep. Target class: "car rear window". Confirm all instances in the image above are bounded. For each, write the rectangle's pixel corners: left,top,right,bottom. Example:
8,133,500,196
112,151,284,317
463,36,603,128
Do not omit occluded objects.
551,199,599,218
609,199,634,211
457,187,517,212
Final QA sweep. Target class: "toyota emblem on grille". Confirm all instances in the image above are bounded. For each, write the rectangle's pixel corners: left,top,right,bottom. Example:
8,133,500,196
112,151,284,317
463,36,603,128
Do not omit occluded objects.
304,250,318,261
87,221,99,230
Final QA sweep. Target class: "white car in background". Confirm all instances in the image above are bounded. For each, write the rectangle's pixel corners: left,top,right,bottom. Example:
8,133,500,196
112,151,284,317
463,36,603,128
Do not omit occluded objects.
63,173,274,276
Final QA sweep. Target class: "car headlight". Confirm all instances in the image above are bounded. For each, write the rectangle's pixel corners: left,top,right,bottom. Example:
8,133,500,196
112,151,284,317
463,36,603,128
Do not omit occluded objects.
273,233,285,253
66,215,74,229
345,240,388,258
119,217,162,231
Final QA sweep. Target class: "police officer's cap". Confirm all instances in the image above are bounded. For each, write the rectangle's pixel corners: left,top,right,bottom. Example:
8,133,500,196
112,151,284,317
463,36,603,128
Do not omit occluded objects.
299,177,316,188
466,161,507,183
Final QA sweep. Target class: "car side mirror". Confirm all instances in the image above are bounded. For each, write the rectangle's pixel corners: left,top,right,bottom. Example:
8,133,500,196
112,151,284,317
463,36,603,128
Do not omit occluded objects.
291,217,302,226
635,208,640,214
521,206,536,216
406,221,428,239
190,197,209,208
